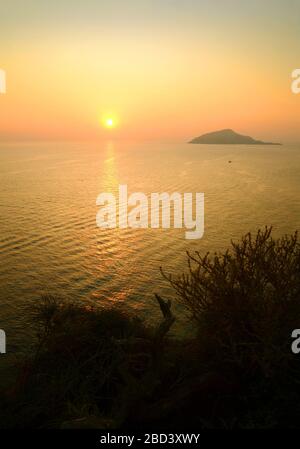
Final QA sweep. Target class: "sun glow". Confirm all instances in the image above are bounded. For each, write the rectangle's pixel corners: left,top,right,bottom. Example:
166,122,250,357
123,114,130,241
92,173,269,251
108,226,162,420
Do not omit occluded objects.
106,118,114,127
102,116,117,129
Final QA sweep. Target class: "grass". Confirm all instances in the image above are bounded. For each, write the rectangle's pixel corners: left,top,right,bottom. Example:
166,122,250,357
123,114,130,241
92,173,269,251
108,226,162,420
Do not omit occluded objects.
1,227,300,428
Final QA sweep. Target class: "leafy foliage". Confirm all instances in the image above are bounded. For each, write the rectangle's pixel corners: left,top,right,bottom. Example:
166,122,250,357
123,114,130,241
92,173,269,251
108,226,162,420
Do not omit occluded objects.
163,227,300,384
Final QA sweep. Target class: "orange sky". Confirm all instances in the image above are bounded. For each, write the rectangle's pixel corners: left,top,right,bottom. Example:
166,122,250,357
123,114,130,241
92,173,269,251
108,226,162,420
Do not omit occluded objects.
0,1,299,142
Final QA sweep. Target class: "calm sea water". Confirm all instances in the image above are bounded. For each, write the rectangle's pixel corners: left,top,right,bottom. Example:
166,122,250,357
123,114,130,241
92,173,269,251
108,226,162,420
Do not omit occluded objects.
0,141,300,354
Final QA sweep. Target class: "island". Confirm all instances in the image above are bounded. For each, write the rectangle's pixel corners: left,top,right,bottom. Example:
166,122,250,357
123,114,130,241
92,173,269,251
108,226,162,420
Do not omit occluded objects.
189,129,281,145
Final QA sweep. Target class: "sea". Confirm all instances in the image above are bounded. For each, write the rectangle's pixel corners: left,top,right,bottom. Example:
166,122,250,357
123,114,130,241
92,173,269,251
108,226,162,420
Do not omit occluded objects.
0,141,299,359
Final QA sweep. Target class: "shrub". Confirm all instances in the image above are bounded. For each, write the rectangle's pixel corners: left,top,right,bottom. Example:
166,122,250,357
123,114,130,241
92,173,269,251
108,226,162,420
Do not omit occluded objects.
163,227,300,382
2,228,300,428
1,296,150,428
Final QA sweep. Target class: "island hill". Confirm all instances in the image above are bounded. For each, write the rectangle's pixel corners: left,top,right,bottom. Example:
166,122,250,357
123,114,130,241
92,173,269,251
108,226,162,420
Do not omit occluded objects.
189,129,281,145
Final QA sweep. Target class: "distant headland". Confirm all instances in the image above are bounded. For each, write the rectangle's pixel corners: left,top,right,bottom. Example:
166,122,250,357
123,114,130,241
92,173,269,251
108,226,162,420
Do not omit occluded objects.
189,129,281,145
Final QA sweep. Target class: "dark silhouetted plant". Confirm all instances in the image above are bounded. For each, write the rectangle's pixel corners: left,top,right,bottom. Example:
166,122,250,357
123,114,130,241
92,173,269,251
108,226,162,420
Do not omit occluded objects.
2,228,300,429
163,227,300,382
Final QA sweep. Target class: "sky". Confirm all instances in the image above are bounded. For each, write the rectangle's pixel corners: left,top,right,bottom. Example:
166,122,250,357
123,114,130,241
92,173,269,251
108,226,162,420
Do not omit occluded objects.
0,0,299,142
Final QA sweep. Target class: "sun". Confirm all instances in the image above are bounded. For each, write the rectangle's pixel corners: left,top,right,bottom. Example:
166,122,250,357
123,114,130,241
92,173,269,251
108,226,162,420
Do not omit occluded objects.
101,114,119,130
105,118,114,128
102,115,117,129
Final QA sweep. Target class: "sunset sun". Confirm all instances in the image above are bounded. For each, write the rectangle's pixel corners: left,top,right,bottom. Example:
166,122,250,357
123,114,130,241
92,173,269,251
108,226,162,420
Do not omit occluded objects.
103,116,116,129
106,118,114,127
